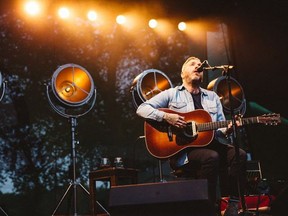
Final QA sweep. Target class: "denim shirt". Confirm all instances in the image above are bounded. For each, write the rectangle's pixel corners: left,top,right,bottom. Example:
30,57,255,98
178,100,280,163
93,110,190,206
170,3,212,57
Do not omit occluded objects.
136,85,229,167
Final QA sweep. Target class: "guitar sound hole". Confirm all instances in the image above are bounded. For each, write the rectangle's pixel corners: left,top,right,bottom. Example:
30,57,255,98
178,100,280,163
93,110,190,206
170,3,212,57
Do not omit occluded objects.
174,122,197,146
184,123,192,137
183,122,197,138
176,131,197,146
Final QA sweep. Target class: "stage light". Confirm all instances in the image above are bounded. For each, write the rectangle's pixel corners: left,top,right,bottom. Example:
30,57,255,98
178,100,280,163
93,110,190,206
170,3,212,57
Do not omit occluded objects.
47,64,97,215
52,64,94,107
116,15,126,25
131,69,173,108
46,63,96,118
207,76,246,115
149,19,158,29
58,7,70,19
178,22,187,31
87,10,98,21
24,1,41,16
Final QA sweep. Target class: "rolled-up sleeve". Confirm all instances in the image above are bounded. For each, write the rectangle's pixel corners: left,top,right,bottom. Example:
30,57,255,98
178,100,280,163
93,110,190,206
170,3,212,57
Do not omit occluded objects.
136,89,172,121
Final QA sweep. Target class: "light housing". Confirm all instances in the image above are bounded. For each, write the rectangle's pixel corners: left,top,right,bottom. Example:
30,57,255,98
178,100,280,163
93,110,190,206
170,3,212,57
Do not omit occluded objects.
131,69,173,108
207,76,246,116
47,63,96,118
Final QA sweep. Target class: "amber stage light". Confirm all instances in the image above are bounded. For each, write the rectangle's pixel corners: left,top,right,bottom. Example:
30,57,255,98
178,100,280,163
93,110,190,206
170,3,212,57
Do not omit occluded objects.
52,64,94,107
24,1,41,16
47,63,96,118
207,76,246,116
47,64,98,215
131,69,173,109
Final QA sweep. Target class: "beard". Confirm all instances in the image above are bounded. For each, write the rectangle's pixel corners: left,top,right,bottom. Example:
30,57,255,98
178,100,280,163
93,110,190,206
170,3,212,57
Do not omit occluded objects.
191,77,202,85
182,73,202,86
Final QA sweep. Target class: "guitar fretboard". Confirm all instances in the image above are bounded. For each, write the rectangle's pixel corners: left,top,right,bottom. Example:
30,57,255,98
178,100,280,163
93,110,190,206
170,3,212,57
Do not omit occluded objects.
197,117,259,131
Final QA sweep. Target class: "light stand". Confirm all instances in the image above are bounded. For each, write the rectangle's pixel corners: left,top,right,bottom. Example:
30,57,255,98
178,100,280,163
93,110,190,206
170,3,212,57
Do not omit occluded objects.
51,117,90,216
46,64,108,215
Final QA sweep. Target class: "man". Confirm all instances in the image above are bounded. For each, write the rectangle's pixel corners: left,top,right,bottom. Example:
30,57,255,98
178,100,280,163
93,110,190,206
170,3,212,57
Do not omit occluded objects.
136,56,247,216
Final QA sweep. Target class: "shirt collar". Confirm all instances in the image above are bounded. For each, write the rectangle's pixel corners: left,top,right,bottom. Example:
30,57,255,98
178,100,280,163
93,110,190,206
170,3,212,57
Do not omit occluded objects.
177,85,209,96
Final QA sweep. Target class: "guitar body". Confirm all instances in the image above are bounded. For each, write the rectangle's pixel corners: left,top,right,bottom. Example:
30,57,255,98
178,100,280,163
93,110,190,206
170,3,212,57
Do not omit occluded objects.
144,108,280,159
144,108,215,159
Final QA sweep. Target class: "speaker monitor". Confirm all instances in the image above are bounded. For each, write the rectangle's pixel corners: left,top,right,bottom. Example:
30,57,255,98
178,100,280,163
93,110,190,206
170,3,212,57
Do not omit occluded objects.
109,179,215,216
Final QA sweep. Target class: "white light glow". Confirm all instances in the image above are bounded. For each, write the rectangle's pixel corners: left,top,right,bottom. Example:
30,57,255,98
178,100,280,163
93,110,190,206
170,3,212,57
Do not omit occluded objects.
116,15,126,25
178,22,187,31
149,19,158,29
58,7,70,19
87,10,98,21
24,1,41,16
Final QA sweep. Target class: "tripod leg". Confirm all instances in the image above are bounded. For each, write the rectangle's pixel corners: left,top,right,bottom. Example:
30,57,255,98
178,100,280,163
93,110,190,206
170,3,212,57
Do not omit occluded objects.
52,183,73,216
79,182,110,216
0,206,8,216
78,183,90,195
95,200,110,216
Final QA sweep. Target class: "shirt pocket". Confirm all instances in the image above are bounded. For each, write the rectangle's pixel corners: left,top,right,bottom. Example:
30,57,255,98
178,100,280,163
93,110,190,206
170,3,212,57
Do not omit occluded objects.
169,102,187,112
206,101,217,114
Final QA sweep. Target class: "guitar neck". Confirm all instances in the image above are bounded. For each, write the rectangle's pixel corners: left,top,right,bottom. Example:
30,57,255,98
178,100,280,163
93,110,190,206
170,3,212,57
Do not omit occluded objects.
198,117,260,132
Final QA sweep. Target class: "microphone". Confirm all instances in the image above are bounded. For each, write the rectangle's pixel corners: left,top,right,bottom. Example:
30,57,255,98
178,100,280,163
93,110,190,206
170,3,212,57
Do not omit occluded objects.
196,60,210,72
203,65,234,71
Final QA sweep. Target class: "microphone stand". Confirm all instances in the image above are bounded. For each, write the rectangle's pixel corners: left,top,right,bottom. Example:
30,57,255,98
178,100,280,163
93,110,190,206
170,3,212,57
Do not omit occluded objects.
222,66,248,215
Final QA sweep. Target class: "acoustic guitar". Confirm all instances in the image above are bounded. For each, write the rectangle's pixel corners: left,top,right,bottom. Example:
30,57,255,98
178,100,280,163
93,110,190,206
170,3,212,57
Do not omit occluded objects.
144,108,281,159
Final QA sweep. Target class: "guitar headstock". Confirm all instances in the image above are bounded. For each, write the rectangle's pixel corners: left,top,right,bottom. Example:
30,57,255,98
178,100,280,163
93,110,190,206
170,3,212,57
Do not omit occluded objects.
259,113,281,126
